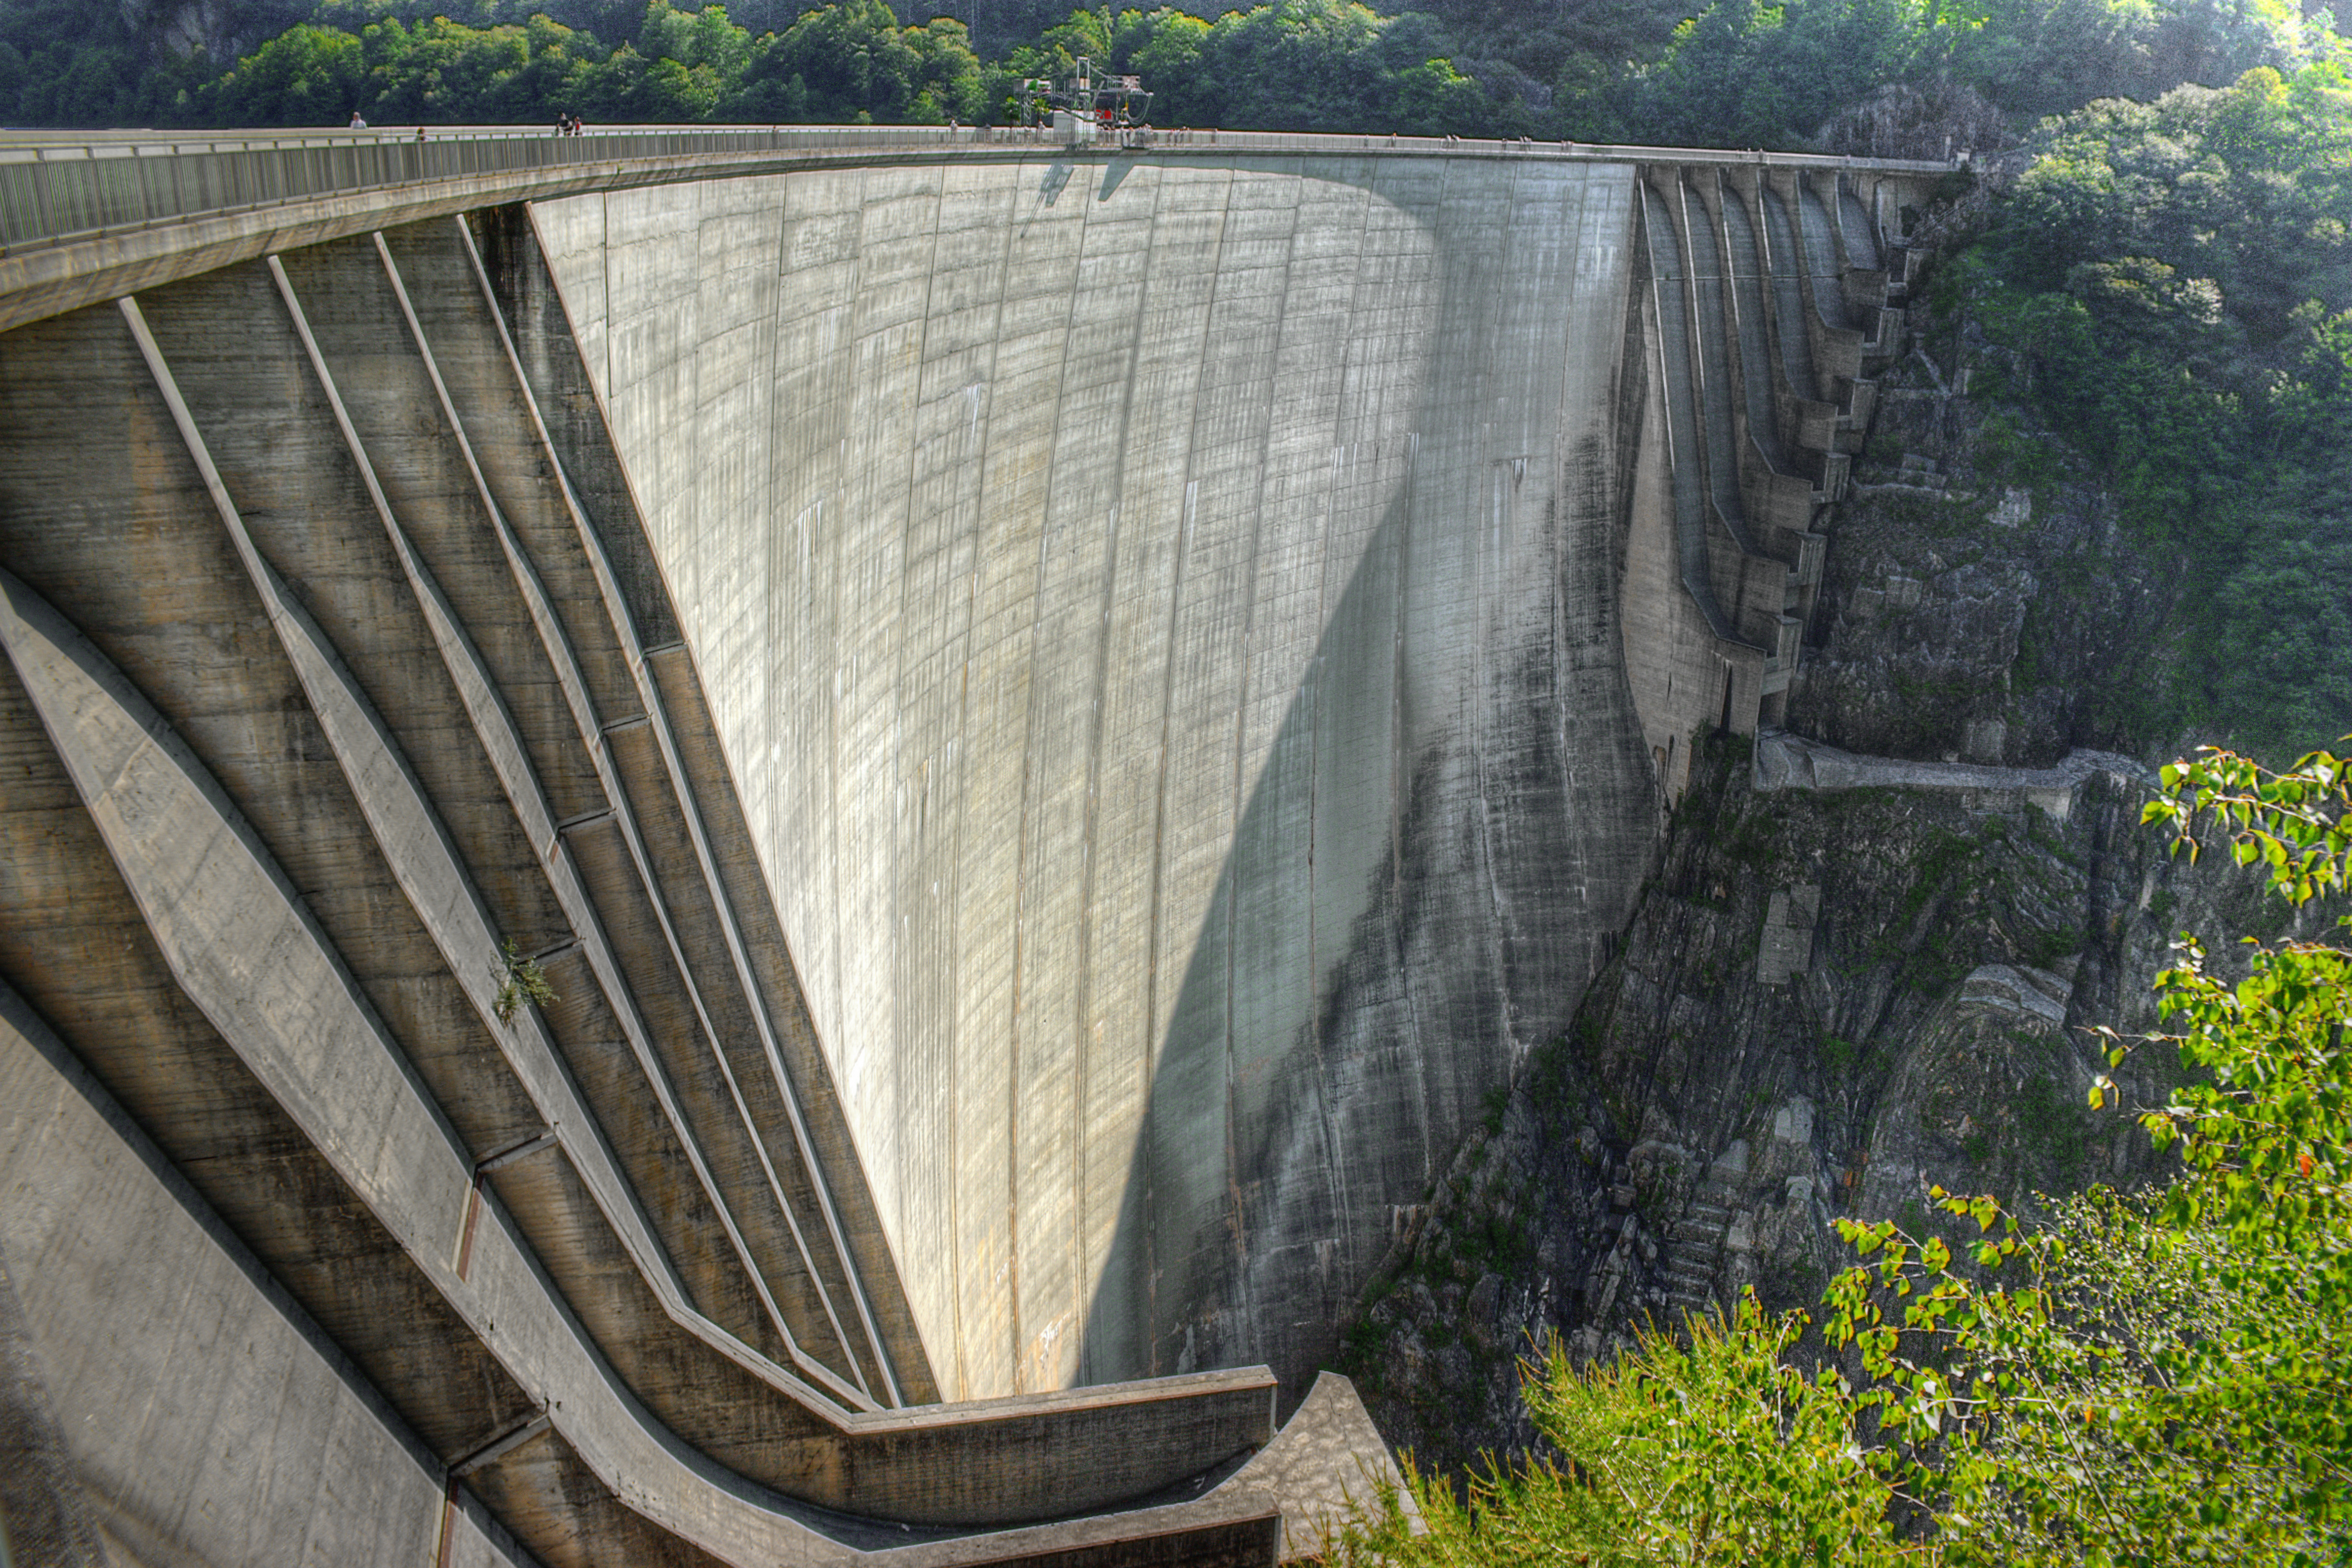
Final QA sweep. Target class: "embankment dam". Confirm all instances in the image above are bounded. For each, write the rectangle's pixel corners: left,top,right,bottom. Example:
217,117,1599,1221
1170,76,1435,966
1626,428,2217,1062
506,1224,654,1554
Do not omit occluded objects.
0,127,1941,1565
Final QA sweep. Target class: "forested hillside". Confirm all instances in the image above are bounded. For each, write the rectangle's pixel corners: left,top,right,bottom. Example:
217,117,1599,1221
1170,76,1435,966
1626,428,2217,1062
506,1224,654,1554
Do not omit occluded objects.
1957,65,2352,758
3,0,2340,751
3,0,2340,144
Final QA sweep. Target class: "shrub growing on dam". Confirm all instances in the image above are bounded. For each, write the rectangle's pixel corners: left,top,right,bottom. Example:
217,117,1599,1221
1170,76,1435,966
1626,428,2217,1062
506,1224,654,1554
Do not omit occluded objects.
1334,742,2352,1565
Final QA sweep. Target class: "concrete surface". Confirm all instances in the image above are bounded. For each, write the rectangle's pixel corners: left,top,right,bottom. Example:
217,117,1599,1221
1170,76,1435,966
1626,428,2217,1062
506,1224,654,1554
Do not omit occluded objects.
0,561,1287,1561
0,220,1376,1565
0,980,529,1568
1752,730,2154,818
529,153,1662,1401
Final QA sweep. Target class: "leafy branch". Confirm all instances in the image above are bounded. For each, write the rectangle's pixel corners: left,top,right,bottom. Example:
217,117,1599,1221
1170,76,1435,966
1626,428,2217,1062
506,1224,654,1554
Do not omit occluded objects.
493,938,558,1024
1332,743,2352,1565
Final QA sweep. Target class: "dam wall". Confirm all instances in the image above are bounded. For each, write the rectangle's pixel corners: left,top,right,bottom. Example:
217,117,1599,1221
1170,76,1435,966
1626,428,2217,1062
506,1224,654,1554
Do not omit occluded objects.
0,204,1307,1568
0,985,531,1568
0,131,1940,1564
523,154,1662,1401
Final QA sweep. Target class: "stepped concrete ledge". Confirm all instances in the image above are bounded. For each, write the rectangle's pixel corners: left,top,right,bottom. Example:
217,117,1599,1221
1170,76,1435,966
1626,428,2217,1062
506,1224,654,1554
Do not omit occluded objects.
1754,730,2153,817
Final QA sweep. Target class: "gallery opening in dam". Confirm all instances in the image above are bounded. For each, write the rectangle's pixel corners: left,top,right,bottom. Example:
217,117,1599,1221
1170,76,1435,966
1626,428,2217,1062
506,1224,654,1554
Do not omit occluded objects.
0,123,1942,1565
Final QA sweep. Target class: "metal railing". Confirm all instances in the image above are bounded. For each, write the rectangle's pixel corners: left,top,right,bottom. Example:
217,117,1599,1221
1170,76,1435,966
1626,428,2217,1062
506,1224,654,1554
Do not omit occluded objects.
0,122,1954,257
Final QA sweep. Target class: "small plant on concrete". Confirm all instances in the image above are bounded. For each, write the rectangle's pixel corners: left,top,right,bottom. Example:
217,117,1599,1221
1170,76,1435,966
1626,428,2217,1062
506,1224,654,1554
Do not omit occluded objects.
494,939,558,1024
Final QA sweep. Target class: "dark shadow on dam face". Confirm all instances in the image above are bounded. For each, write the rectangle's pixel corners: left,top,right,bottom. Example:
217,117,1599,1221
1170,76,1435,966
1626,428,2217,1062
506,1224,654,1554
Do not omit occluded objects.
1077,416,1657,1396
1038,152,1659,1393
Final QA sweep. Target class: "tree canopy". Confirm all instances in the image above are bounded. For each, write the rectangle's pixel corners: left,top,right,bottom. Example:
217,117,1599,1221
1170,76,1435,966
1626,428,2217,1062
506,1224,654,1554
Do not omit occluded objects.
7,0,2342,143
1950,63,2352,760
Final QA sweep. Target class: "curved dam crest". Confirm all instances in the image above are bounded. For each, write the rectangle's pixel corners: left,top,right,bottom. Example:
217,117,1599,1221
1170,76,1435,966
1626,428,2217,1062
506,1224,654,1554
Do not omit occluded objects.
527,153,1661,1399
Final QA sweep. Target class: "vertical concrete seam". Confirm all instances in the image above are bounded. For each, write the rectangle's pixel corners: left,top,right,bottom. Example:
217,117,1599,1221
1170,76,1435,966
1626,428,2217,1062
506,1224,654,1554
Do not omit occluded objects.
1218,168,1308,1344
999,153,1096,1391
1308,171,1385,1279
936,162,1027,1400
882,164,950,1401
1138,161,1235,1375
1392,155,1456,1179
1069,157,1168,1381
1467,161,1523,1089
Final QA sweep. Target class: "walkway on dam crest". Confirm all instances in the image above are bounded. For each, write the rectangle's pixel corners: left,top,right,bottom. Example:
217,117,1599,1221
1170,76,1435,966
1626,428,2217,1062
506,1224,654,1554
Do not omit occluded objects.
0,121,1952,331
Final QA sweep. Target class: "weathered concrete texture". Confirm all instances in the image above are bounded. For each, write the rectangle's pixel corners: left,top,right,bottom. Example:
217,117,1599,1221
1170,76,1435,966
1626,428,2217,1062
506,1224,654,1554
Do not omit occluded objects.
529,154,1662,1400
0,552,1280,1561
1215,1374,1410,1561
0,232,1386,1565
0,983,530,1568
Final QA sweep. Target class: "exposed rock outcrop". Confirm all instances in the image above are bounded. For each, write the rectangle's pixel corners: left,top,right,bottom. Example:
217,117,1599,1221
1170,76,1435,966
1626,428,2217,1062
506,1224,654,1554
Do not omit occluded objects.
1787,335,2185,768
1341,729,2295,1472
1340,295,2329,1471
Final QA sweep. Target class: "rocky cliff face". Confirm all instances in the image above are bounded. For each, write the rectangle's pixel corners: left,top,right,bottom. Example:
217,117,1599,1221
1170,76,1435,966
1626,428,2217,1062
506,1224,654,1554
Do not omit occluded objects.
118,0,307,64
1339,301,2303,1475
1787,329,2185,770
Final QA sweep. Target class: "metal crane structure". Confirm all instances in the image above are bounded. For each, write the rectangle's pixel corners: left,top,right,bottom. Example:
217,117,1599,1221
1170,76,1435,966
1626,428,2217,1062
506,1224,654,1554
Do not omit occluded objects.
1016,57,1153,143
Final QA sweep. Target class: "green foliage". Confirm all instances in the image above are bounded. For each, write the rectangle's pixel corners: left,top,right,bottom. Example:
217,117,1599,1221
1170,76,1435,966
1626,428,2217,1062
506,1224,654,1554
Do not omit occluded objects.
14,0,2347,157
493,937,559,1023
996,1,1502,134
1958,67,2352,759
1341,1296,1912,1565
740,0,982,123
1335,745,2352,1564
38,0,1510,134
1573,0,2343,149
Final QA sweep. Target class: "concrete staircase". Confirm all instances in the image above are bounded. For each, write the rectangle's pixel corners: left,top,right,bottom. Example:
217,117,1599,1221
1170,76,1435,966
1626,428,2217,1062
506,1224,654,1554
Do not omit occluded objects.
1658,1174,1740,1317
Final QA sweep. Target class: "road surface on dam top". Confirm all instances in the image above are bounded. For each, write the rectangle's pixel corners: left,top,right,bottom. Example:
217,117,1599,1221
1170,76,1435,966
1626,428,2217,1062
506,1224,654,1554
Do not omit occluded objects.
528,149,1660,1401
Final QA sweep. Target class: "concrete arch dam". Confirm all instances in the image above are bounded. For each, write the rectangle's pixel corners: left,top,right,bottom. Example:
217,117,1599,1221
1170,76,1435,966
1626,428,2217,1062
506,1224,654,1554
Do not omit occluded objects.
0,133,1938,1565
526,153,1658,1407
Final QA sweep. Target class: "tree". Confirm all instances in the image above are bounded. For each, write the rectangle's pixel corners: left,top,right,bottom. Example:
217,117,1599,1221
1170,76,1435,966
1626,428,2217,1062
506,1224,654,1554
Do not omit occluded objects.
201,23,366,125
736,0,983,123
1952,63,2352,761
1336,742,2352,1564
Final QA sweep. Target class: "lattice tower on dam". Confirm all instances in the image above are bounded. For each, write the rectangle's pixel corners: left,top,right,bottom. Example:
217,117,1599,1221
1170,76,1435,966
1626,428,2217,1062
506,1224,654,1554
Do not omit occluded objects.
0,129,1942,1566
